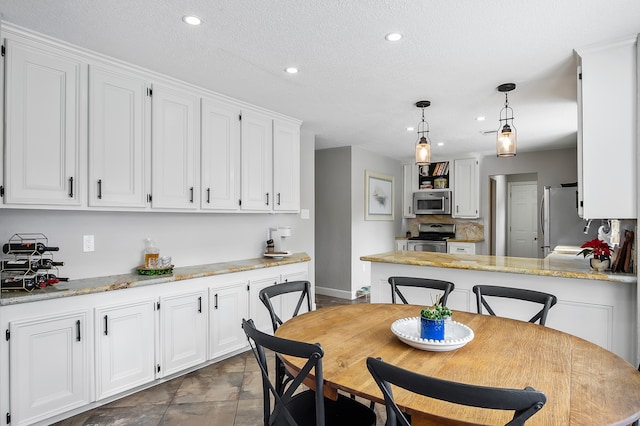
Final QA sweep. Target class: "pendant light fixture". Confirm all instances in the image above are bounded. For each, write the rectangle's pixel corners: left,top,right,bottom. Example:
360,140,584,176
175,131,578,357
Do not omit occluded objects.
496,83,517,157
414,100,432,166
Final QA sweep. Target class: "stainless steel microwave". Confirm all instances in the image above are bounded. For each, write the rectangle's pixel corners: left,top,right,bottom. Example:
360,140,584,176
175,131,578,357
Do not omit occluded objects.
413,191,451,215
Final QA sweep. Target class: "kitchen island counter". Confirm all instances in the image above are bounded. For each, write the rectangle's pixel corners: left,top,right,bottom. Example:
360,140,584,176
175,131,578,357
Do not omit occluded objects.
361,250,636,283
361,250,637,364
0,252,311,306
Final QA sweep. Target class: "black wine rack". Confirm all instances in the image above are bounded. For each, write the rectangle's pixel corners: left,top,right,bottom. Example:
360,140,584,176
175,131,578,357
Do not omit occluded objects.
1,233,65,292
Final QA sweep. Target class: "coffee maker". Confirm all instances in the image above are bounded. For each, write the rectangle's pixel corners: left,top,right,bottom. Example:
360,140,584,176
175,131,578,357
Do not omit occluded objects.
269,226,291,253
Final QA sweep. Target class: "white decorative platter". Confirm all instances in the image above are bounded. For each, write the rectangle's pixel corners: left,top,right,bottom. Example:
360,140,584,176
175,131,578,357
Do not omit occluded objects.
263,251,292,258
391,317,474,352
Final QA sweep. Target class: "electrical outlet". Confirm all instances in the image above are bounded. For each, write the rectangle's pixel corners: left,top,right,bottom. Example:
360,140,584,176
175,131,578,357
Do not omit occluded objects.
83,235,95,252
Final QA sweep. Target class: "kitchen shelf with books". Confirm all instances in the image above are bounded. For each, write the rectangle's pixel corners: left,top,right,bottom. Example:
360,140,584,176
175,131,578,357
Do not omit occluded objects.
417,161,449,191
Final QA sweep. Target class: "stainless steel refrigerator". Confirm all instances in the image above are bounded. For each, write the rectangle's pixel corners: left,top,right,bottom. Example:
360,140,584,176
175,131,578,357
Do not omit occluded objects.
541,186,597,256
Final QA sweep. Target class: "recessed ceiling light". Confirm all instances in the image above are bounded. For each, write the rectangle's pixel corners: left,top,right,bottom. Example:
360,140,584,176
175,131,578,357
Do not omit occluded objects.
285,67,299,74
406,127,415,132
476,116,486,121
182,15,202,26
437,142,445,146
385,33,402,42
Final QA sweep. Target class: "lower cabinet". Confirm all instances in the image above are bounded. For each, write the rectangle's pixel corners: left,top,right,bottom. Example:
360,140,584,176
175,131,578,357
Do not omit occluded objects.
95,300,156,400
9,311,91,426
209,280,248,359
0,260,310,425
159,290,208,377
447,242,476,255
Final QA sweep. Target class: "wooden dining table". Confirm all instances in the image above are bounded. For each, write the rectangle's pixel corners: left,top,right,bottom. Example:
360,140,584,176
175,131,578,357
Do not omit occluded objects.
275,303,640,425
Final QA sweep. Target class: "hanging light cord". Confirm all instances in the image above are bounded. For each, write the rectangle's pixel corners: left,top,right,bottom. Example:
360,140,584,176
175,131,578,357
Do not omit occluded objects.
499,92,514,125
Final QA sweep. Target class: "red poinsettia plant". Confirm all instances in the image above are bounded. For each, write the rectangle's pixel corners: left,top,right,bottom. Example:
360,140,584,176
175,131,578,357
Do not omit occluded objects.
577,238,611,260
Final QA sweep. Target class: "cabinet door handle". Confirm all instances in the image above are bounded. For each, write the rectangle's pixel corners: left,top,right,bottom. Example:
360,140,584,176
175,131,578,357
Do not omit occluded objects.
277,193,281,205
104,315,108,335
266,193,269,205
190,187,194,203
98,179,103,199
198,296,202,313
214,293,218,309
69,177,74,198
206,188,211,204
76,320,81,342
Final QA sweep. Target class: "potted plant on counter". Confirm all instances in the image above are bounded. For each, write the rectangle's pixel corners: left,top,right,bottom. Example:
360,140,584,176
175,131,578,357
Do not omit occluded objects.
577,238,612,272
420,297,452,340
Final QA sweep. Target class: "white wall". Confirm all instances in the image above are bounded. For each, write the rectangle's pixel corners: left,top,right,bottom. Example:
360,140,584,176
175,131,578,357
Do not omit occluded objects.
350,146,403,295
0,131,316,285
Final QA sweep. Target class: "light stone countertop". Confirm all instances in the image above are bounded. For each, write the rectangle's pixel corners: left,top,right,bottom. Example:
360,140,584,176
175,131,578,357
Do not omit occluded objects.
0,252,311,306
360,251,636,284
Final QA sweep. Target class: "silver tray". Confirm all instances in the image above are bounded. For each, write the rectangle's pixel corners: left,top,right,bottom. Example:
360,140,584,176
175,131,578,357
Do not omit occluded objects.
391,317,474,351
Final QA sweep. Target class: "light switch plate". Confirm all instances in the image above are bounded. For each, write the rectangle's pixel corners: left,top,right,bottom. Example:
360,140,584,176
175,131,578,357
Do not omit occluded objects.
301,209,310,219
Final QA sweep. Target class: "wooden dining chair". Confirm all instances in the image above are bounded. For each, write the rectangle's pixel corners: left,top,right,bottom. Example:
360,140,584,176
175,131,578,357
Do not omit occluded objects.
388,276,454,305
366,357,546,426
242,318,377,426
472,285,557,326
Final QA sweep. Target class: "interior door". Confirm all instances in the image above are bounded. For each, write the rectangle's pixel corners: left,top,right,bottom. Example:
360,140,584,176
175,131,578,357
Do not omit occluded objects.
508,182,538,257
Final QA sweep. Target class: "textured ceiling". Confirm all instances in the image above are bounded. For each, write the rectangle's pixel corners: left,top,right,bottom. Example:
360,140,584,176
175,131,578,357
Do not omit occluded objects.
1,1,639,161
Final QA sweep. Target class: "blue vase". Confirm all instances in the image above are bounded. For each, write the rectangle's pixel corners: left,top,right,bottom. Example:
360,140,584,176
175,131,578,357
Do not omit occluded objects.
420,317,445,340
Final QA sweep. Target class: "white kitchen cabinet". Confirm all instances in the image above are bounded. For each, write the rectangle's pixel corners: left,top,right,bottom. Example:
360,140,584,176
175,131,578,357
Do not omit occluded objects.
4,36,85,206
240,110,273,211
575,36,637,219
209,280,248,359
158,290,207,377
273,120,301,212
452,158,479,218
9,311,91,426
201,98,241,211
94,299,156,400
151,84,200,210
402,164,418,218
88,64,150,208
447,242,476,255
248,273,281,334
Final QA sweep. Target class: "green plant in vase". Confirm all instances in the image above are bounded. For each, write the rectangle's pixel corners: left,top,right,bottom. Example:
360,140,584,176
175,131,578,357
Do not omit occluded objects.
420,295,452,340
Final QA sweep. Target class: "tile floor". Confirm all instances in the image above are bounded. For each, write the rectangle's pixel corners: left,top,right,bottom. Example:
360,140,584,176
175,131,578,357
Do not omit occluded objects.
54,293,383,426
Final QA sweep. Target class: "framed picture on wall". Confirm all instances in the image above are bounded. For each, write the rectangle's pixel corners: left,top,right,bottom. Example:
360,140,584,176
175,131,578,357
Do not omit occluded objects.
365,170,394,220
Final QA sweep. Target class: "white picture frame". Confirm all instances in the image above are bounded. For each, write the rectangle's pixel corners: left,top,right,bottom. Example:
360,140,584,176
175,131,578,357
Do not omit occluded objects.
365,170,394,221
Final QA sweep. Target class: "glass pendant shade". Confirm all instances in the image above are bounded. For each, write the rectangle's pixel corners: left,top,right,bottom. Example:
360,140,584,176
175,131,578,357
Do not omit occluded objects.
414,100,432,166
415,137,431,166
496,83,517,157
496,123,517,157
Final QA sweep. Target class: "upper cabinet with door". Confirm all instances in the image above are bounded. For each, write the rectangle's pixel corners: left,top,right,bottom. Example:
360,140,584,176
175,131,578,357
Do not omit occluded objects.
240,110,274,211
151,84,200,210
273,119,301,212
4,33,86,206
402,164,418,218
452,158,480,218
88,64,150,208
201,97,241,211
575,35,637,219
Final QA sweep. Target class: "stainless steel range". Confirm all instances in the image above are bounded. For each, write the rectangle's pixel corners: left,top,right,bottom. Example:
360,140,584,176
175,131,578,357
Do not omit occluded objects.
407,223,456,253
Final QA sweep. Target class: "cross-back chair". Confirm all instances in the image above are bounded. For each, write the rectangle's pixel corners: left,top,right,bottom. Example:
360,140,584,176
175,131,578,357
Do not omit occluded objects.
472,285,557,326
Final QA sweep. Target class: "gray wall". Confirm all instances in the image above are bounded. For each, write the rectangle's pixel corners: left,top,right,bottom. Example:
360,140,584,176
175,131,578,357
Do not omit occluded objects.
0,131,316,285
479,147,579,254
315,146,402,298
315,147,352,296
